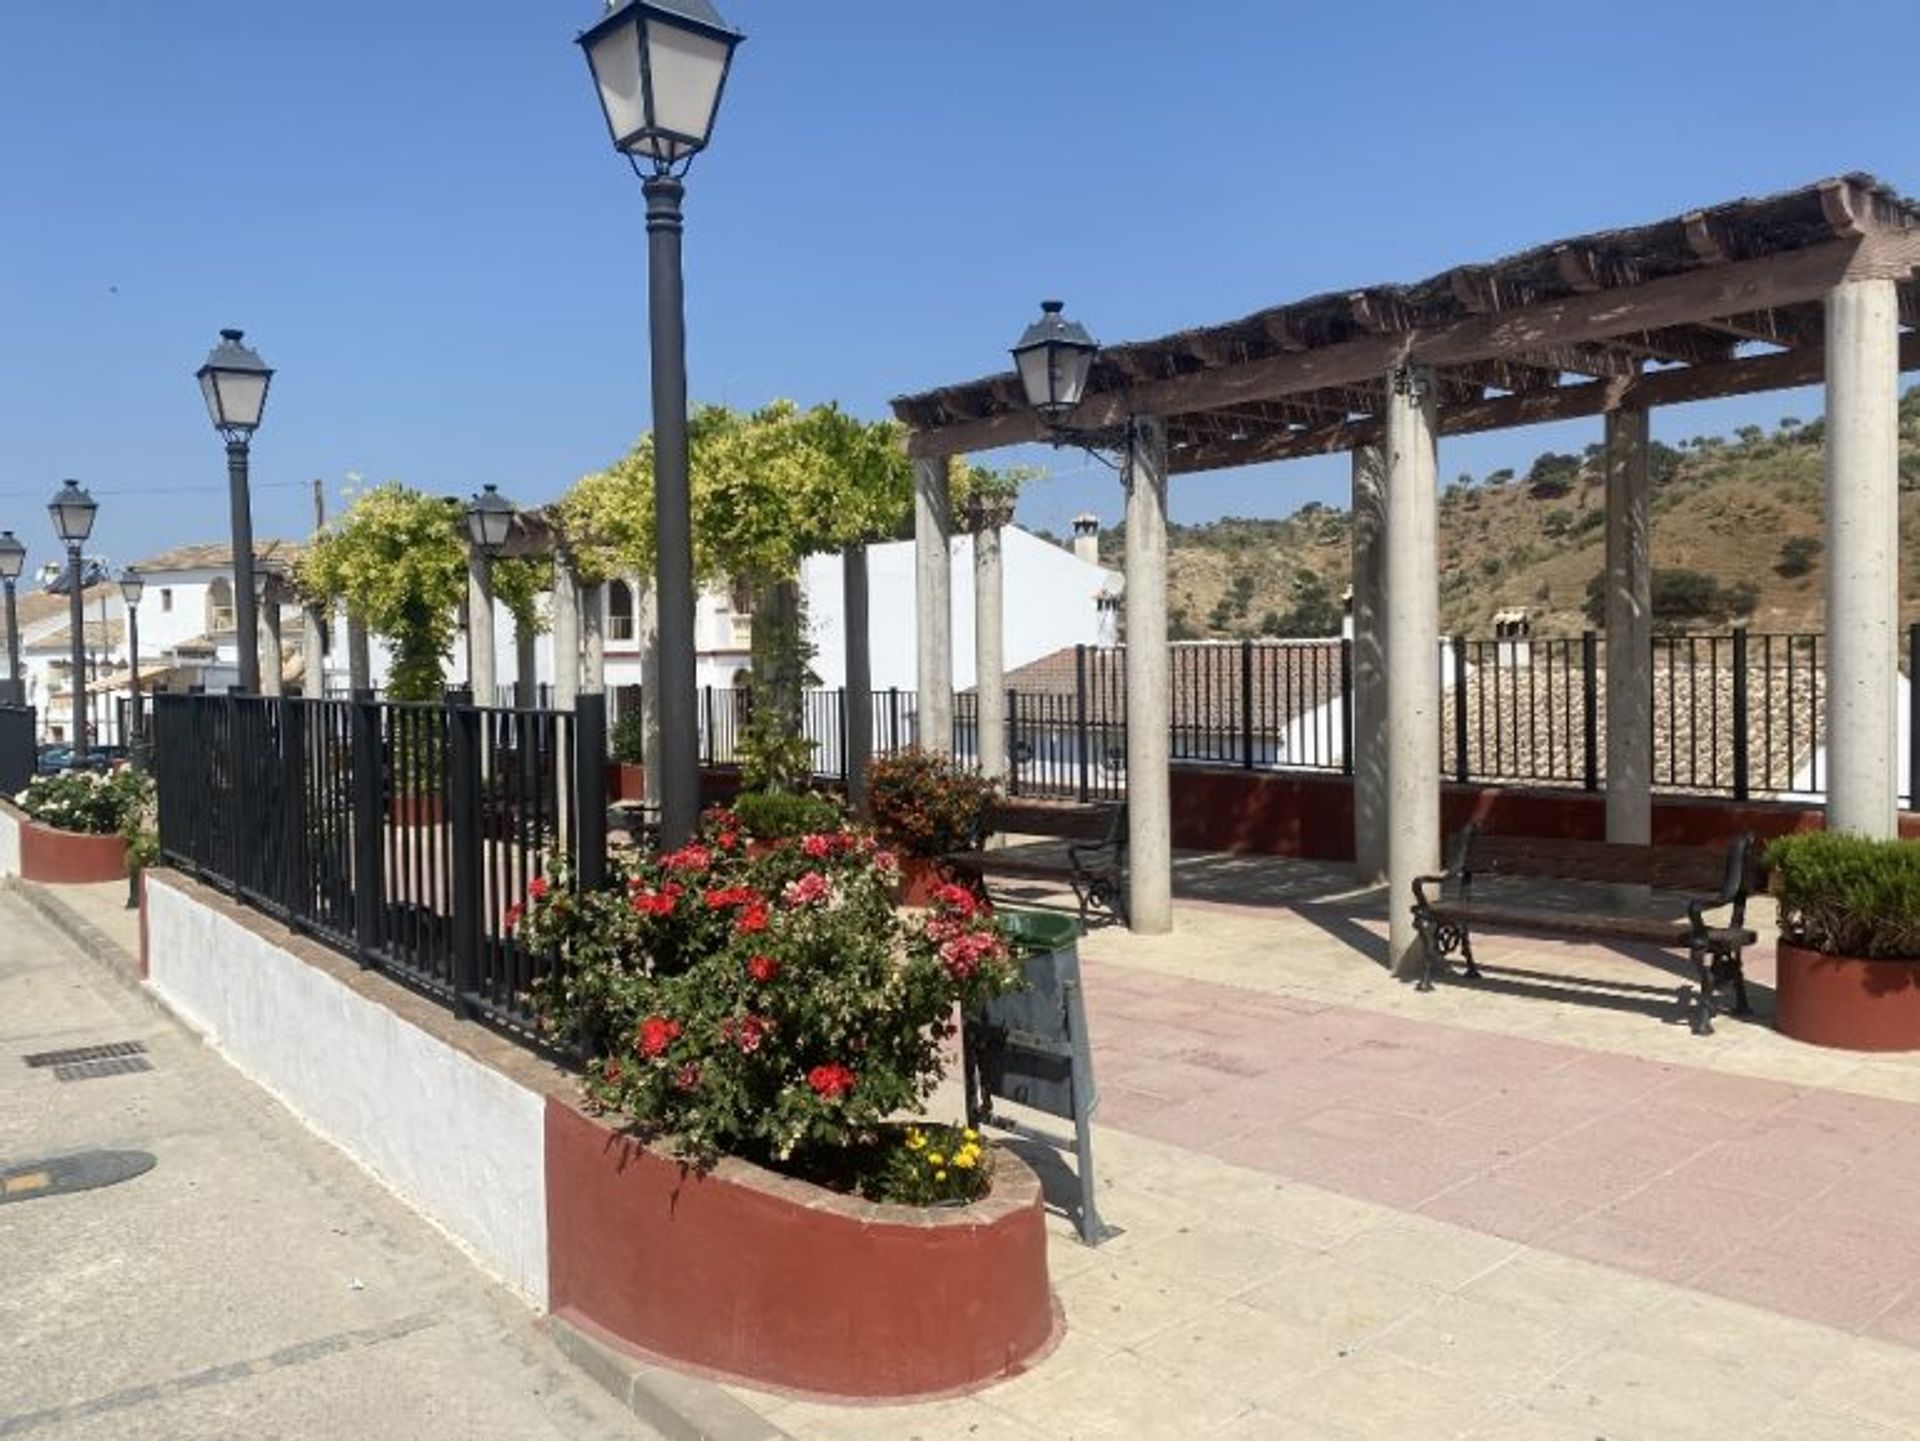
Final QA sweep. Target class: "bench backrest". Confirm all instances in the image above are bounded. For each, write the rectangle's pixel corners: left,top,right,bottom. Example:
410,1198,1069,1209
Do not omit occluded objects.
1456,826,1748,894
987,799,1126,845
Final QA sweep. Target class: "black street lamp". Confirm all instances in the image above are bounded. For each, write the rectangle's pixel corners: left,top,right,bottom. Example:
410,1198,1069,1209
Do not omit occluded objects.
579,0,744,849
465,484,515,554
48,481,98,748
0,531,25,706
120,567,145,751
1011,301,1099,425
197,328,274,693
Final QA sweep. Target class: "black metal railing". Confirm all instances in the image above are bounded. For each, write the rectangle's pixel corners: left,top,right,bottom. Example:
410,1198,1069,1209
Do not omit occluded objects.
687,626,1892,804
0,704,35,794
153,691,607,1040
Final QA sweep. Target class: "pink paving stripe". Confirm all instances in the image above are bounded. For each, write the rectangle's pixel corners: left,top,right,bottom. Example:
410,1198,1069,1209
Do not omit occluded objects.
1080,961,1920,1343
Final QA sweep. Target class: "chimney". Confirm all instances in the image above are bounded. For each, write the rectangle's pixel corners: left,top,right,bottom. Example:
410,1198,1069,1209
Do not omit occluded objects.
1095,588,1122,648
1072,513,1100,566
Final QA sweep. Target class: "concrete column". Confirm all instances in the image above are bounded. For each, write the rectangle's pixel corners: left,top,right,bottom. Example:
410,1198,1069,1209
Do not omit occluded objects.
580,582,606,697
302,603,327,699
552,553,580,712
347,617,371,694
260,602,283,698
1604,407,1653,845
1384,367,1441,977
466,547,496,706
1825,276,1902,837
843,544,873,815
638,578,662,803
913,456,954,752
974,520,1008,782
1350,443,1388,883
1124,417,1174,935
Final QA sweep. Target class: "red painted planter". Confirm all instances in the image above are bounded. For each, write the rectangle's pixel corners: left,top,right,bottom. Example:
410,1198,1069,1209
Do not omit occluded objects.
387,793,445,826
606,763,646,802
892,856,954,909
1776,939,1920,1052
19,817,128,885
544,1100,1057,1400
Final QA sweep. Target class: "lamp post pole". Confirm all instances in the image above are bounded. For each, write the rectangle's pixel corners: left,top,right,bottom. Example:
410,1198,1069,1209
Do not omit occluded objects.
578,0,745,850
0,530,25,707
647,173,699,847
228,438,259,693
197,328,274,695
121,569,145,758
67,541,85,746
48,482,99,750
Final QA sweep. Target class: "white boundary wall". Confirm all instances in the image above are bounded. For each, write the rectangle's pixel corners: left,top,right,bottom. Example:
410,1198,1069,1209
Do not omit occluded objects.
144,880,550,1305
0,805,18,879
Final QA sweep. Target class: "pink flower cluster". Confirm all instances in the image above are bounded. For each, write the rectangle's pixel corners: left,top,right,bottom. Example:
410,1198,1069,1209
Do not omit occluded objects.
782,871,831,908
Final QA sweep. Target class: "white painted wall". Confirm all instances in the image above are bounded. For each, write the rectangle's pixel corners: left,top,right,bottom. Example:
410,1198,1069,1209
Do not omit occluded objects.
803,527,1120,692
144,880,550,1304
0,805,19,878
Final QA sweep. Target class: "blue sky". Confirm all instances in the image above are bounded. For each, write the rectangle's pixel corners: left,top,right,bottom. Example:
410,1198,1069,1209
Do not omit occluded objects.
0,1,1915,576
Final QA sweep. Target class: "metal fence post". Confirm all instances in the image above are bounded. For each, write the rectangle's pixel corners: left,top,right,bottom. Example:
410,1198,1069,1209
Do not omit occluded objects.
573,692,609,890
701,687,715,768
280,699,308,919
887,688,902,753
1910,623,1920,811
447,700,482,1019
1074,645,1091,803
1339,638,1355,778
349,696,385,968
1006,689,1021,797
1240,638,1256,770
1581,630,1600,793
1451,635,1470,784
1731,626,1751,802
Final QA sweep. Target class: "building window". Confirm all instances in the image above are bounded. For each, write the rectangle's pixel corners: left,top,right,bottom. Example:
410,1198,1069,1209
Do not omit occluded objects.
161,588,174,613
206,577,234,635
608,580,635,642
728,575,754,615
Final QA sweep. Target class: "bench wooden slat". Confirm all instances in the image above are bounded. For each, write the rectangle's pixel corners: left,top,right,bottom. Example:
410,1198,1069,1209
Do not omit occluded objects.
1427,900,1689,947
985,800,1123,845
1461,835,1727,891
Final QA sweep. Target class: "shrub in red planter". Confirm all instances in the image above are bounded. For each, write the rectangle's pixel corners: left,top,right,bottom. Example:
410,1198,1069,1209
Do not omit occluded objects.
868,748,998,859
520,811,1018,1200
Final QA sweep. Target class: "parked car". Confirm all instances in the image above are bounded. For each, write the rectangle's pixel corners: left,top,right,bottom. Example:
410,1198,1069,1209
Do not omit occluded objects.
35,745,113,775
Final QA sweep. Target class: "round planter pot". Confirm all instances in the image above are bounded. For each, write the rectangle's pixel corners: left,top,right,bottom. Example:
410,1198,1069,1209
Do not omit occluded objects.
1776,939,1920,1051
892,855,952,909
19,819,128,885
544,1102,1058,1400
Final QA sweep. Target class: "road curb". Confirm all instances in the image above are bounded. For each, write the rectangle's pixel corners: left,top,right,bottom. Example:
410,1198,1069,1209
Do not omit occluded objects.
548,1316,794,1441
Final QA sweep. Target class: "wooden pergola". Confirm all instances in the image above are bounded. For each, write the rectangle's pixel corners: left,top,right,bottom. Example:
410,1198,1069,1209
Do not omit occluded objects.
888,174,1920,968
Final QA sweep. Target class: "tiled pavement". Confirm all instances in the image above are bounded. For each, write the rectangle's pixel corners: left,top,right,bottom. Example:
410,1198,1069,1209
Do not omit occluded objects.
45,867,1920,1437
725,863,1920,1439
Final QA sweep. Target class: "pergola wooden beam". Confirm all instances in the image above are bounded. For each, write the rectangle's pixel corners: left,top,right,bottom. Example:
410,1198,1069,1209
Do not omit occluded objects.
1167,330,1920,474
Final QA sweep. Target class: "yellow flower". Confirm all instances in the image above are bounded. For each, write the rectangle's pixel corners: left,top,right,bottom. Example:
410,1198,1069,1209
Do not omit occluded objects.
935,1170,948,1182
962,1128,979,1142
953,1151,976,1170
905,1129,926,1151
928,1152,945,1167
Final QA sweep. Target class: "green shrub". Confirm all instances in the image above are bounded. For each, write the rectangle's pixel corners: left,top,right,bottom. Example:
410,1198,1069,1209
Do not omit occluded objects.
1766,832,1920,958
17,769,152,837
868,749,999,858
731,789,844,840
610,708,647,766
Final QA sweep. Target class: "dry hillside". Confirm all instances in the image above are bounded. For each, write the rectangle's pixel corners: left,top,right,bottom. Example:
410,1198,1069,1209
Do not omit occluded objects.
1103,388,1920,641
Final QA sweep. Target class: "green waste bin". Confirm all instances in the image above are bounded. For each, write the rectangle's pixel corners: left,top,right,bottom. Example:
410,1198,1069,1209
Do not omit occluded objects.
996,909,1079,957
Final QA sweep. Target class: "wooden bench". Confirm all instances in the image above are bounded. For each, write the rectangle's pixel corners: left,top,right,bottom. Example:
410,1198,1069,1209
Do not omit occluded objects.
942,799,1128,930
1411,824,1757,1035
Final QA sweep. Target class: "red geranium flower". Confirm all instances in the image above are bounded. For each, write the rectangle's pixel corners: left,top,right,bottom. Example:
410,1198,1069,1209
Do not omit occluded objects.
660,843,714,873
503,902,524,931
528,876,551,901
801,833,834,860
736,902,770,935
806,1062,856,1101
932,882,977,917
630,881,683,918
783,872,830,907
704,885,756,910
747,954,780,983
637,1015,681,1058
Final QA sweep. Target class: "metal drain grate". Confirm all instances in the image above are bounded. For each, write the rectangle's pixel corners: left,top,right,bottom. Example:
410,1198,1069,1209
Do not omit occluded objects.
52,1055,154,1083
22,1040,148,1069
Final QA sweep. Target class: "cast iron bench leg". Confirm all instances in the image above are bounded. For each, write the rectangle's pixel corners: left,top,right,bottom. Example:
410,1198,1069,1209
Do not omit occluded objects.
1690,944,1716,1036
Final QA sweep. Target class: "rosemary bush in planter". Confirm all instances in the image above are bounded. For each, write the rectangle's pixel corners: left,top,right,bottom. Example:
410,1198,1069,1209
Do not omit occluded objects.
731,789,846,841
16,769,152,837
1767,832,1920,958
516,811,1019,1204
